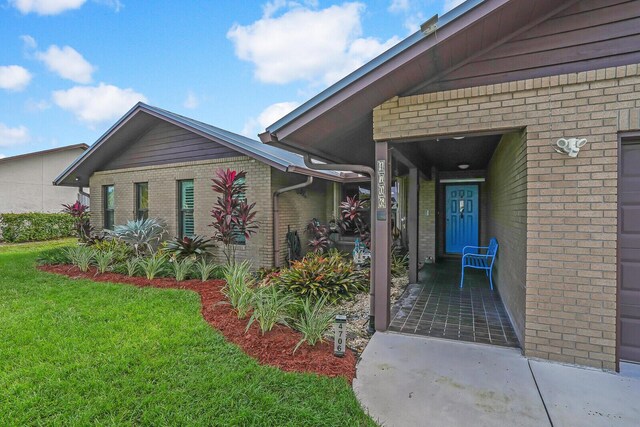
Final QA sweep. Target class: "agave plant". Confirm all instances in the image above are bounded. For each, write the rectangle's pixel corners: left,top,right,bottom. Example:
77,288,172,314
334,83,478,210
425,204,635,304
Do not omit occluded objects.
165,235,215,258
107,218,167,255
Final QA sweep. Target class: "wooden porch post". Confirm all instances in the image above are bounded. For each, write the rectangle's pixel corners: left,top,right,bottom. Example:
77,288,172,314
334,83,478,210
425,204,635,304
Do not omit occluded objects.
374,141,391,331
408,167,419,283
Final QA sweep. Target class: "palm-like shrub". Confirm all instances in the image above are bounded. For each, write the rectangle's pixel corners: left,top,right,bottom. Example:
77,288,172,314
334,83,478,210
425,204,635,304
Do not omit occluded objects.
194,258,221,282
210,169,258,263
165,235,215,258
62,201,92,242
246,285,297,335
271,250,368,303
138,252,168,280
171,257,194,282
65,246,93,272
107,218,167,255
222,261,254,319
124,257,139,277
293,296,336,352
93,249,114,274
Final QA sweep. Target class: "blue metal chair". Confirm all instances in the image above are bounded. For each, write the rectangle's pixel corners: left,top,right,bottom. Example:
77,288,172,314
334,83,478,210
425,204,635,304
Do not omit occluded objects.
460,238,498,290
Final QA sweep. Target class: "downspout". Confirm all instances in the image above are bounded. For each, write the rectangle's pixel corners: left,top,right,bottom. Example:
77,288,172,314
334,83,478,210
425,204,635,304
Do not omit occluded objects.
273,175,314,268
303,154,377,335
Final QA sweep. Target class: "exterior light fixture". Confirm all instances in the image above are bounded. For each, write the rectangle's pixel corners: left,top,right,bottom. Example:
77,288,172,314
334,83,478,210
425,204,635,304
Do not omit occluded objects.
74,176,80,181
453,136,465,140
554,138,587,157
457,163,470,170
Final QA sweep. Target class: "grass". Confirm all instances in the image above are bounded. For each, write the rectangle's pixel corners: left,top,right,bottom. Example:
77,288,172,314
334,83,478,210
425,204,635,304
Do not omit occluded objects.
0,240,374,426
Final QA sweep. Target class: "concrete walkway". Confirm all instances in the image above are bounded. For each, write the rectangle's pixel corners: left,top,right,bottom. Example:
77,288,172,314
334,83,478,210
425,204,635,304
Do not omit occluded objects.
353,332,640,427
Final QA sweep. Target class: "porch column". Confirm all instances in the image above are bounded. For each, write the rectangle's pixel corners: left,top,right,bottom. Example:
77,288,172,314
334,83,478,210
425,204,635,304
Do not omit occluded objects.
408,167,419,283
374,141,392,331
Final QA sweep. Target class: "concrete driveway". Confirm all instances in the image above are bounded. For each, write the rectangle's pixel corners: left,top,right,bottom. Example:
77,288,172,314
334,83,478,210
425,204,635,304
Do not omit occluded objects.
353,332,640,427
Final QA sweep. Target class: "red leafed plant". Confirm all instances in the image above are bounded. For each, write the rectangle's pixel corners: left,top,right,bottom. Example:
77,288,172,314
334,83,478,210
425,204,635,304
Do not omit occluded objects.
339,195,370,246
210,169,258,263
62,201,93,242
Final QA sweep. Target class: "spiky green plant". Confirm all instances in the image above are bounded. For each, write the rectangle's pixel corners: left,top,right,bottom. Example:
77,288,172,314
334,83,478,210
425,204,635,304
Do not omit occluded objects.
194,258,220,282
124,258,139,277
93,249,114,274
65,246,93,272
293,296,336,352
246,285,297,335
106,218,167,255
138,252,167,280
171,257,194,282
222,261,254,319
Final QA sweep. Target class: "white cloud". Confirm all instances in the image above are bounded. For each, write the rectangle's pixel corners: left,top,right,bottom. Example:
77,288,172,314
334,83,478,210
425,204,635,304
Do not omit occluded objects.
10,0,86,15
52,83,147,126
228,2,399,86
183,90,199,109
25,99,51,112
241,101,299,137
0,123,30,147
93,0,122,12
36,45,96,84
388,0,409,13
0,154,6,159
444,0,465,12
20,35,37,50
0,65,32,92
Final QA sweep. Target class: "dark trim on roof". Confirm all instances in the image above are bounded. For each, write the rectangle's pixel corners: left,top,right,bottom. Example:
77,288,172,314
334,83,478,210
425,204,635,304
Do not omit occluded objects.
0,143,88,165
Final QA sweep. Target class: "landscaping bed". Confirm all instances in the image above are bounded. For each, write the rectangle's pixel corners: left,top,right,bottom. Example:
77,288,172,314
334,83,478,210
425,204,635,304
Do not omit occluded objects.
39,264,357,382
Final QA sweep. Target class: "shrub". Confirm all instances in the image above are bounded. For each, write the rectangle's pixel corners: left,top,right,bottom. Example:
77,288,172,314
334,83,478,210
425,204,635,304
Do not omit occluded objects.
293,296,336,352
272,250,368,303
106,218,167,255
92,239,132,264
93,250,114,274
0,213,75,243
222,261,254,319
61,201,92,242
171,257,194,282
194,258,221,282
246,285,297,335
165,235,215,258
65,246,93,272
391,247,409,278
123,258,140,277
305,218,330,254
138,252,168,280
36,247,71,265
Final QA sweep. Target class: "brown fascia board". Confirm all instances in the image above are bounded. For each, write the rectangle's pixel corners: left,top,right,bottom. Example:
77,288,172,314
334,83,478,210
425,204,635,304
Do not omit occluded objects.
0,143,88,165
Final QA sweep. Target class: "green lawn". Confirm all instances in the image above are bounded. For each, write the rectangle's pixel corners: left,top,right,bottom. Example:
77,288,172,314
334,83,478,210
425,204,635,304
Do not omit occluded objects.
0,240,374,426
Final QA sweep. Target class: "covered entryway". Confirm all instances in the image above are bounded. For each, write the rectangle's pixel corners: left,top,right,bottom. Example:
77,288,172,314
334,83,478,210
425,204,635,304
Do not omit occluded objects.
387,130,526,347
619,139,640,363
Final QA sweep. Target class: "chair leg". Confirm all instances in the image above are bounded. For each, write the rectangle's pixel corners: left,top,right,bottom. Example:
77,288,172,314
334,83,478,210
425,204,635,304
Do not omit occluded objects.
489,267,494,290
460,266,465,288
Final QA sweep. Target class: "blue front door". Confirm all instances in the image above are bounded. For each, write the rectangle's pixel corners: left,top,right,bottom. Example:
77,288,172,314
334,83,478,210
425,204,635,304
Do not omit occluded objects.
445,185,479,254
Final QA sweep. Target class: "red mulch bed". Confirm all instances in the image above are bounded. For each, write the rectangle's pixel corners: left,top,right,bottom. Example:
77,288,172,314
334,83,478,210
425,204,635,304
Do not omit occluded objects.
38,264,357,382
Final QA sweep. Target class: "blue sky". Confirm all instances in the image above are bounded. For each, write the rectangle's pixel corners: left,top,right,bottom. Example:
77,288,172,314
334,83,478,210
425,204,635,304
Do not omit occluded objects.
0,0,462,159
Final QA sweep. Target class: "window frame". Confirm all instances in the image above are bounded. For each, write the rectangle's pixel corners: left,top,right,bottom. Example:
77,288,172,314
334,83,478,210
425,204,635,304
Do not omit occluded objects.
178,179,195,239
103,185,115,230
135,182,149,221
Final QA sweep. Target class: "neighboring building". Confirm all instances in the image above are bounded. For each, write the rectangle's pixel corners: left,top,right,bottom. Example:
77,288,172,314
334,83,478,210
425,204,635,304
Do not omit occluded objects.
0,144,88,213
54,103,363,268
260,0,640,371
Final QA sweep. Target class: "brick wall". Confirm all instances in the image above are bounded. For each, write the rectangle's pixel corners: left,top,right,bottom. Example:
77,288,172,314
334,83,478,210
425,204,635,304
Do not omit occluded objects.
487,131,528,344
418,178,436,263
373,63,640,370
90,156,274,268
271,170,331,266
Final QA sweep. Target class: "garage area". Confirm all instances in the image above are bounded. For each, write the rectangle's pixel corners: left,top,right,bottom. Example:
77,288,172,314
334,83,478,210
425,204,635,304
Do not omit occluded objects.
619,139,640,364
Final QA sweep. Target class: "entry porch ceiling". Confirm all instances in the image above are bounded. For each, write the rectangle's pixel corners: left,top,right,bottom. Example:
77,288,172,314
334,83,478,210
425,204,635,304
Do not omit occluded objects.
264,0,577,166
392,135,501,176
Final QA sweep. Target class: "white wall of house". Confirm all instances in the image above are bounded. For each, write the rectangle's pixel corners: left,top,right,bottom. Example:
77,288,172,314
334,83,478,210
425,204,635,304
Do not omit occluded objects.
0,147,86,213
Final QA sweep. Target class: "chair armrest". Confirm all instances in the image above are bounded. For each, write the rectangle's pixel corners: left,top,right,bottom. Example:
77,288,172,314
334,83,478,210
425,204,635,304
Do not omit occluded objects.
462,253,493,259
462,245,489,255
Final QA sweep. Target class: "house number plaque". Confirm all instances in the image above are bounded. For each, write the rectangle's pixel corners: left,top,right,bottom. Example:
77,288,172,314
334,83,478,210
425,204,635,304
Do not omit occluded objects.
376,159,386,213
334,315,347,357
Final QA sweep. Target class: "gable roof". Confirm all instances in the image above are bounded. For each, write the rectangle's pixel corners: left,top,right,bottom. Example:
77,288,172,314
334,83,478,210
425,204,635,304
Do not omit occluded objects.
54,103,357,187
260,0,640,165
0,144,88,165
